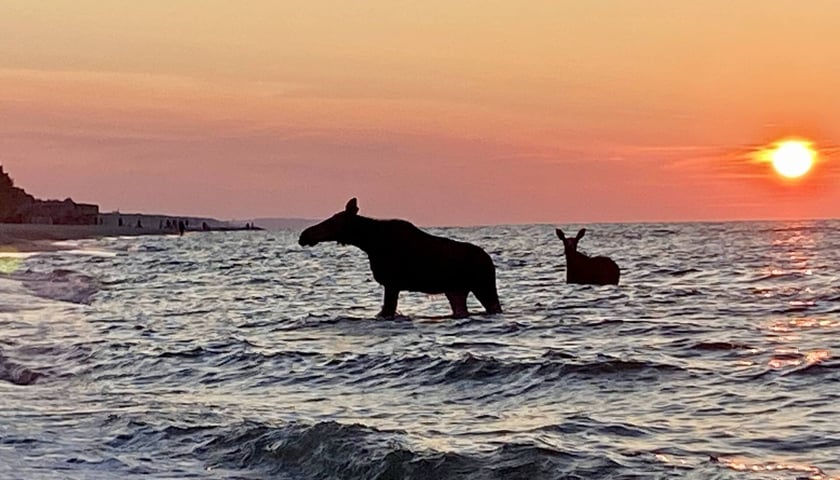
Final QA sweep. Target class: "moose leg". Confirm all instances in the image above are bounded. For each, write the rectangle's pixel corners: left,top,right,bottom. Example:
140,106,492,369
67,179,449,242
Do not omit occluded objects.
474,286,502,314
377,287,399,319
445,291,469,319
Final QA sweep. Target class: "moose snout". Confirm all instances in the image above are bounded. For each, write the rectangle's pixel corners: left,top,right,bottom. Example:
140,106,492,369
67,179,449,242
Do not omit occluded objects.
298,230,317,247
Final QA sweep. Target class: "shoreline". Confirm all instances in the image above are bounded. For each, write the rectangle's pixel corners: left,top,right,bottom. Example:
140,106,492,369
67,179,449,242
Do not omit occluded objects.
1,223,260,253
0,223,184,252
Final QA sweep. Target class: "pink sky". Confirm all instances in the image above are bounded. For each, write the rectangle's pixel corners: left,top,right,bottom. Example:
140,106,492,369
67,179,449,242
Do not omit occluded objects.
2,1,839,225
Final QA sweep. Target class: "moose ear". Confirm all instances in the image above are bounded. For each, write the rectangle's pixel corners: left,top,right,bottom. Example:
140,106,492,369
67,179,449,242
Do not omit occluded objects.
576,228,586,240
555,228,566,240
345,198,359,215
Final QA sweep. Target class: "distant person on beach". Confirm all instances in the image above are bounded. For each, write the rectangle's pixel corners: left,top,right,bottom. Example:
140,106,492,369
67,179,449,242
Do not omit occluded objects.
118,217,123,227
178,220,186,236
136,219,143,229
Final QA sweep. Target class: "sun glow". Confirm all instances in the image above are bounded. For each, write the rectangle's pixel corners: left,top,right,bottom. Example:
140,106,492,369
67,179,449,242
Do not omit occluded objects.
769,140,816,179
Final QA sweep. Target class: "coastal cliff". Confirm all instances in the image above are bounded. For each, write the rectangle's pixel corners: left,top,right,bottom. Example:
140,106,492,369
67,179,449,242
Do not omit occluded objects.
0,165,99,225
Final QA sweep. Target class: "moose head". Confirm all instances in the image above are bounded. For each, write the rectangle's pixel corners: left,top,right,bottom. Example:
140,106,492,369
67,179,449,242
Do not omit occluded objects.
298,198,360,247
555,228,586,255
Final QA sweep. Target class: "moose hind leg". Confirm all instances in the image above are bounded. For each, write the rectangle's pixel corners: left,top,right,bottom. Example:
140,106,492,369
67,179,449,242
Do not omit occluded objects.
446,291,469,319
377,287,399,319
473,286,502,314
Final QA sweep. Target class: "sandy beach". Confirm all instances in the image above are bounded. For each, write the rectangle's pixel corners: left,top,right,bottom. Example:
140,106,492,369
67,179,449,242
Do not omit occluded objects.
0,223,175,252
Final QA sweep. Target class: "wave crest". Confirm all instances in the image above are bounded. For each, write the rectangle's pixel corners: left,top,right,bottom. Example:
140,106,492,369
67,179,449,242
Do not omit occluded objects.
195,420,623,480
10,268,100,304
0,350,42,385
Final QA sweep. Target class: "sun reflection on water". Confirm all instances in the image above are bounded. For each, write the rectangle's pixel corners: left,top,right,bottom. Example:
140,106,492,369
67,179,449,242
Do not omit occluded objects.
770,318,840,333
764,316,834,370
754,225,835,377
714,456,839,480
767,348,831,370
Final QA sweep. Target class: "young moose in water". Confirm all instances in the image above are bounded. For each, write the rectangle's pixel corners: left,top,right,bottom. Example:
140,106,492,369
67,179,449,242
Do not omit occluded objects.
298,198,503,319
556,228,620,285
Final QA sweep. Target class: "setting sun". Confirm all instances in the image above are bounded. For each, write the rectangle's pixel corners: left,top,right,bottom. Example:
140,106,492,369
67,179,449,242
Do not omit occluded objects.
770,140,816,179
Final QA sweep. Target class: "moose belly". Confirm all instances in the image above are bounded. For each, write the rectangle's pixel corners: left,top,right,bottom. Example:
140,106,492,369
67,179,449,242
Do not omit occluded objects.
369,256,471,293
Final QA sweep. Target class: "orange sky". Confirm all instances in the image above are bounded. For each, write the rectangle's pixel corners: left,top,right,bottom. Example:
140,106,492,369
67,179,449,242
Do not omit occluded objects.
1,1,839,225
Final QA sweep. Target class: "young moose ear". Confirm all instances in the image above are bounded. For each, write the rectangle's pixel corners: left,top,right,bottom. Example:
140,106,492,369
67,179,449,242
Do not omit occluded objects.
345,198,359,215
576,228,586,240
555,228,566,240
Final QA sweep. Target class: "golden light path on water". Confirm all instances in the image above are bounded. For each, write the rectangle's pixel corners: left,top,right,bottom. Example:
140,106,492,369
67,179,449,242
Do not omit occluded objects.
763,225,834,370
714,456,839,480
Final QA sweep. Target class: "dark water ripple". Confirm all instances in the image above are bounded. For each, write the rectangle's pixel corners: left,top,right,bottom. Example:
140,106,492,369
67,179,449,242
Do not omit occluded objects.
1,220,839,479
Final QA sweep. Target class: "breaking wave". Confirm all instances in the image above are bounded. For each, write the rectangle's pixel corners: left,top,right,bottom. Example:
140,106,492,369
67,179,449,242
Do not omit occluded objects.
9,268,100,304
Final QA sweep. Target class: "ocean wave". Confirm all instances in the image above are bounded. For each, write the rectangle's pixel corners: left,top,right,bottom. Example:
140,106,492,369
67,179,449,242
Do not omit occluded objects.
782,360,840,377
305,350,685,386
647,267,702,277
687,341,755,351
9,268,100,304
747,271,809,283
194,420,628,480
98,342,688,392
711,455,838,480
290,349,684,386
531,414,655,438
0,350,42,385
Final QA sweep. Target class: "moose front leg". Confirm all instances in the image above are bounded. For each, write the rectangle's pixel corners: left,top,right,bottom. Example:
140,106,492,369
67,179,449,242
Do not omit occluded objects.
377,287,399,319
446,291,469,319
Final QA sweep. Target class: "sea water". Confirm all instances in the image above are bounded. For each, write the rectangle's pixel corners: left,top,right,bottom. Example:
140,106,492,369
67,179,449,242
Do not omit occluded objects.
1,221,838,479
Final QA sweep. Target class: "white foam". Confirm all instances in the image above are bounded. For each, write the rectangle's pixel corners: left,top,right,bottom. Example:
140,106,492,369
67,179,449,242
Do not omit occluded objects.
50,240,84,248
0,251,37,259
46,240,118,257
63,249,118,258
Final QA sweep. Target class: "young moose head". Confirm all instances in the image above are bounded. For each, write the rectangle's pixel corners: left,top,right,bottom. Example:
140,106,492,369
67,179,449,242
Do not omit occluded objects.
298,198,359,247
556,228,586,254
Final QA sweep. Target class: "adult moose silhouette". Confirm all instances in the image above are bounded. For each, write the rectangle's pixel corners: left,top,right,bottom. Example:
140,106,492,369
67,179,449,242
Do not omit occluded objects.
556,228,620,285
299,198,503,318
